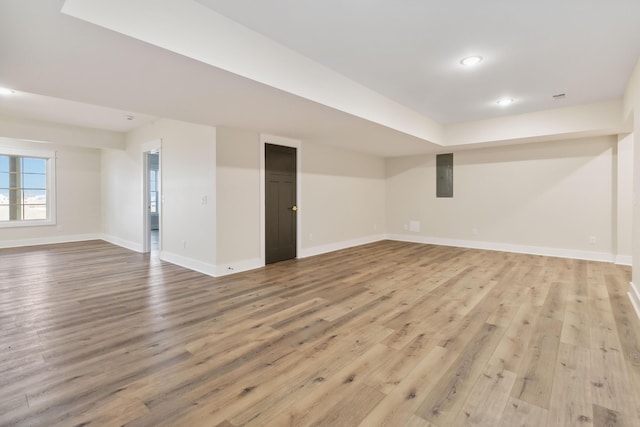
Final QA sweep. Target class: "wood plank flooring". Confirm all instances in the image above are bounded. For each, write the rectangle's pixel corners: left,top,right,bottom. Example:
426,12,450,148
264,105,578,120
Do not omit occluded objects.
0,239,639,426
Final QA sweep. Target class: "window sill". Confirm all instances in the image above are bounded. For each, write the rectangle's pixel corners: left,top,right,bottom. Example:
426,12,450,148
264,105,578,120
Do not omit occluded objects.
0,220,56,229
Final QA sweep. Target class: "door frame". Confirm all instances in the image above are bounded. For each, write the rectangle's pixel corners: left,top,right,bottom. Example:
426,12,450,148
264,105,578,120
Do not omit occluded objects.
142,139,162,254
260,134,302,265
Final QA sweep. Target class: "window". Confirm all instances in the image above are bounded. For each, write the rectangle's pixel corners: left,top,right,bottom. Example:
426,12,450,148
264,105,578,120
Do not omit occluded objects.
0,148,56,226
149,169,158,214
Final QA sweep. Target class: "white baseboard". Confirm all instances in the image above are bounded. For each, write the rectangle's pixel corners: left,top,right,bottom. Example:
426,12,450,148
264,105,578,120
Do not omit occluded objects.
101,234,143,253
386,233,616,263
160,251,218,277
629,282,640,321
299,234,386,259
215,257,263,277
101,234,262,277
0,233,102,249
615,255,633,266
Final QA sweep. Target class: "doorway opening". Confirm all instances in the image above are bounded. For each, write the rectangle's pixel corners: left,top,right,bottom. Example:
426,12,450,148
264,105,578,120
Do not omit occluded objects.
143,149,161,255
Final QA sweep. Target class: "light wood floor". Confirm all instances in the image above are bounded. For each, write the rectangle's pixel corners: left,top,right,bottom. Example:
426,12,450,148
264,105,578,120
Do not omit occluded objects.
1,240,639,426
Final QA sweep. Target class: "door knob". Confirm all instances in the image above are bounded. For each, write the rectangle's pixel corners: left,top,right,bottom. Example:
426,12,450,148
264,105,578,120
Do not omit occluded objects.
291,205,298,211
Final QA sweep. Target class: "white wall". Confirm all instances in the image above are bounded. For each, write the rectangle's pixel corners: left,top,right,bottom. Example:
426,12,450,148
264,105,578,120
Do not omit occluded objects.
633,122,640,311
300,141,386,256
616,133,634,264
103,118,217,274
216,127,261,268
0,115,124,150
445,100,624,147
214,129,387,270
622,56,640,316
635,123,640,284
0,139,102,247
101,145,141,250
387,136,617,261
98,120,387,276
627,58,640,312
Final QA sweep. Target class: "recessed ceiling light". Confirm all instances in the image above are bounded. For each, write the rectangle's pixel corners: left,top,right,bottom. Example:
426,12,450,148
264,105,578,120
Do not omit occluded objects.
0,87,16,95
124,115,135,121
460,56,483,66
496,98,514,106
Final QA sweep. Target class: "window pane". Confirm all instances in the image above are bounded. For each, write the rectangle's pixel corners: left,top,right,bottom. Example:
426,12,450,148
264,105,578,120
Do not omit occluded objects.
21,157,46,174
0,205,8,221
22,173,46,189
0,156,8,173
23,189,46,203
23,204,47,220
0,172,8,188
0,189,8,205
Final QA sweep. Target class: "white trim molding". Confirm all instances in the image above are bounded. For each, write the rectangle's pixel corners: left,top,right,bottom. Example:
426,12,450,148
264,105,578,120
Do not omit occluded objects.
615,255,633,266
0,233,101,249
102,234,261,277
386,234,616,263
101,234,143,253
629,282,640,321
160,251,217,277
299,234,386,259
215,257,263,277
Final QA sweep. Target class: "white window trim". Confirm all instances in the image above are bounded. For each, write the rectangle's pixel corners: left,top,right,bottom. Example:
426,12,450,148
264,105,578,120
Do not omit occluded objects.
0,147,57,228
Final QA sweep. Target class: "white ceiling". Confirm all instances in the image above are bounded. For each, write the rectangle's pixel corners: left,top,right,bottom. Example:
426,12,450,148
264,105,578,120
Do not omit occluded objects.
0,0,639,156
0,91,156,132
196,0,640,124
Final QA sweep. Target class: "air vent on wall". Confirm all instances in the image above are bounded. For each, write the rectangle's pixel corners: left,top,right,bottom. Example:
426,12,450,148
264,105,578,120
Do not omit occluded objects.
552,93,566,99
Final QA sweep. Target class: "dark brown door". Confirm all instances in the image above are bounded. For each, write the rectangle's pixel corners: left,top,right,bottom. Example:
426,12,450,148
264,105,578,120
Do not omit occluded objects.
265,144,297,264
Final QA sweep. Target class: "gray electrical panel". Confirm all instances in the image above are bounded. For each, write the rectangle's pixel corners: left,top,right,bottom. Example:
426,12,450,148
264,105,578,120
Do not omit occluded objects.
436,153,453,197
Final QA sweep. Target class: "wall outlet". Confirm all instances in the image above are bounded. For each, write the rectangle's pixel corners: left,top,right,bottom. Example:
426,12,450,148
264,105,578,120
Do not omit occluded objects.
57,225,63,232
373,224,378,232
403,224,408,230
182,240,187,249
309,233,313,241
472,228,479,236
409,220,421,233
588,236,597,245
201,195,207,205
